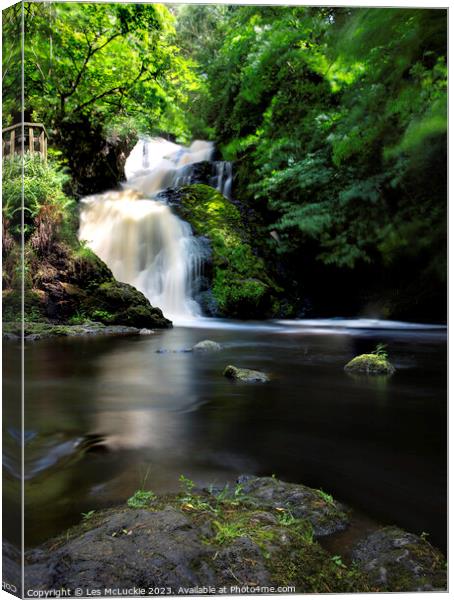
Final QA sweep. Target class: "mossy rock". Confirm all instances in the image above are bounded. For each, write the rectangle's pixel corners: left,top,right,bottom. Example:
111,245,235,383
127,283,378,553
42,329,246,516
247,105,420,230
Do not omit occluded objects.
351,526,446,591
82,281,172,329
2,286,51,323
344,353,395,375
236,475,349,537
223,365,269,383
3,321,141,341
3,238,172,329
24,477,371,594
165,184,282,318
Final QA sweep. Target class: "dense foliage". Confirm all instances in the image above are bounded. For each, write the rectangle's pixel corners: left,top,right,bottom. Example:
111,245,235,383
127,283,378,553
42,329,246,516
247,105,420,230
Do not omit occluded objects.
3,3,200,194
2,156,74,242
3,2,197,138
177,6,447,318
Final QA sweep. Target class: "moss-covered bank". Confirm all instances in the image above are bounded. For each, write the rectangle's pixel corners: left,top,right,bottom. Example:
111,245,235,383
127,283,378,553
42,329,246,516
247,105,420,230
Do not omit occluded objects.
3,243,172,330
164,184,284,318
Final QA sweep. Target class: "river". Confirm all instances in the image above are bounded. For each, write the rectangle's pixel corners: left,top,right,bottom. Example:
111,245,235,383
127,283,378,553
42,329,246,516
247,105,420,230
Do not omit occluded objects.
3,318,446,551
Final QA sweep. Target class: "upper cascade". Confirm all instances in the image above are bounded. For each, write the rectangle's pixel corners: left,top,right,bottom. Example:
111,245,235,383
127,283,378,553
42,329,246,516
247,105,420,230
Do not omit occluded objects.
124,137,232,199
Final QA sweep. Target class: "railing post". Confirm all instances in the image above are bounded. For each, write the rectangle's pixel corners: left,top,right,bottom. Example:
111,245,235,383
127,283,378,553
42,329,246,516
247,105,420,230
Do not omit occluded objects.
39,129,45,160
9,129,15,158
29,127,34,155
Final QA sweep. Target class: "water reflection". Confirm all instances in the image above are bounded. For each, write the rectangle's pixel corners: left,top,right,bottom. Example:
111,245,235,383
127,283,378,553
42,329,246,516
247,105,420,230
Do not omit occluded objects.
20,322,446,552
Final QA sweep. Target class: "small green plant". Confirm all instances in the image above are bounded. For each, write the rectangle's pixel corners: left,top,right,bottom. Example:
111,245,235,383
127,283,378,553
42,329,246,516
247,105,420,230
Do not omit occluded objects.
81,510,95,521
127,489,156,509
91,309,114,323
296,519,314,544
318,489,335,505
213,520,247,545
214,482,248,507
331,555,346,568
179,474,196,494
179,474,213,512
277,509,297,527
420,531,430,541
372,343,388,359
68,310,88,325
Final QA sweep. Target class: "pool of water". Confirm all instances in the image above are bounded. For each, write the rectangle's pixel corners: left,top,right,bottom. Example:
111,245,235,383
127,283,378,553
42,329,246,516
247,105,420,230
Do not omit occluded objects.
3,318,447,550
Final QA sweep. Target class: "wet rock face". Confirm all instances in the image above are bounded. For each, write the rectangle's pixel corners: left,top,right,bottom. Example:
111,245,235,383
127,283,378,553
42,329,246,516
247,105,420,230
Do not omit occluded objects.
223,365,269,383
351,527,446,591
56,117,137,197
25,507,280,594
237,476,348,537
25,508,215,592
344,353,395,375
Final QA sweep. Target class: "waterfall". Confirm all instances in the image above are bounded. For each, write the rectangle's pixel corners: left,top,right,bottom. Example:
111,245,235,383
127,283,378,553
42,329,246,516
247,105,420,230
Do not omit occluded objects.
79,137,231,324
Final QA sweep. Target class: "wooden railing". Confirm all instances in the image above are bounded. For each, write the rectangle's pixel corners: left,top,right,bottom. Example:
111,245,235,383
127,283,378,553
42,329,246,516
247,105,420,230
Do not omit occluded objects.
2,122,48,161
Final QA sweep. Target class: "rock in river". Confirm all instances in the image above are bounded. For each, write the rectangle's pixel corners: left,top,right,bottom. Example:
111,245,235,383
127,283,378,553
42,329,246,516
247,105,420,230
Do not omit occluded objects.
192,340,222,352
351,526,446,591
22,477,446,594
223,365,269,383
344,353,395,375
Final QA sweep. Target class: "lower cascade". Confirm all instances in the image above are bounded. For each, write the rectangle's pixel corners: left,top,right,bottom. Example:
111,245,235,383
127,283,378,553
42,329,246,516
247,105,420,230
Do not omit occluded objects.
79,137,229,324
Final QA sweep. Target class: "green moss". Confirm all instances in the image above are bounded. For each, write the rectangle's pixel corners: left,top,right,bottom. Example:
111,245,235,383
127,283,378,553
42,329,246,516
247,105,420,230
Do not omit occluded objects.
2,288,47,322
344,353,395,375
176,184,281,317
269,538,371,593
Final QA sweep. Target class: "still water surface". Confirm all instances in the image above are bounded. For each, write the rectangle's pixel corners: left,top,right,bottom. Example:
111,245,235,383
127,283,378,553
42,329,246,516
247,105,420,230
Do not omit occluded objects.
9,319,447,549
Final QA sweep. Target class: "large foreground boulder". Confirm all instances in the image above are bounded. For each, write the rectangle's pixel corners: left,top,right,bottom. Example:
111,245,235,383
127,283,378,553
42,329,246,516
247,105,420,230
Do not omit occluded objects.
23,478,361,595
23,478,446,595
351,527,446,592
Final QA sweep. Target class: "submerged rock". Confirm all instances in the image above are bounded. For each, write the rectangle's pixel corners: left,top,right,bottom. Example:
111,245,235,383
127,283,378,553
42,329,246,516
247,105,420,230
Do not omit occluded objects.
192,340,222,352
351,526,446,591
223,365,269,383
344,353,395,375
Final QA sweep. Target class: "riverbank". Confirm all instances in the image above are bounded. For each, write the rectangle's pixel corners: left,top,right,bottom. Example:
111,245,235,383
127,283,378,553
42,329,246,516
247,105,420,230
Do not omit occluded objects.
2,321,153,341
22,476,446,594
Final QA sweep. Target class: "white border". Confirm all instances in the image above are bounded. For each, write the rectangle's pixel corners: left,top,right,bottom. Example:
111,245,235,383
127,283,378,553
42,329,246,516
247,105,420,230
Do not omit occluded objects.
0,1,450,600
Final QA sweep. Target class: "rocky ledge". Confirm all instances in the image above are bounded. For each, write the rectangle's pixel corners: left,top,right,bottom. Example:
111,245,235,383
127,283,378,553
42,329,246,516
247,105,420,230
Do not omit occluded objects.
23,476,446,595
2,321,146,341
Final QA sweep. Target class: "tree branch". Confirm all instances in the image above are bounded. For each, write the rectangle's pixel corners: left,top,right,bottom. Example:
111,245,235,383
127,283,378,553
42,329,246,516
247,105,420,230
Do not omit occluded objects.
73,61,147,113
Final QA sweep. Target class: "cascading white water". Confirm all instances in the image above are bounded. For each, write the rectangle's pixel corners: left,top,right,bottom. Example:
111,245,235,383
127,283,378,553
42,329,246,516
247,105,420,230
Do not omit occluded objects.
79,137,230,324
